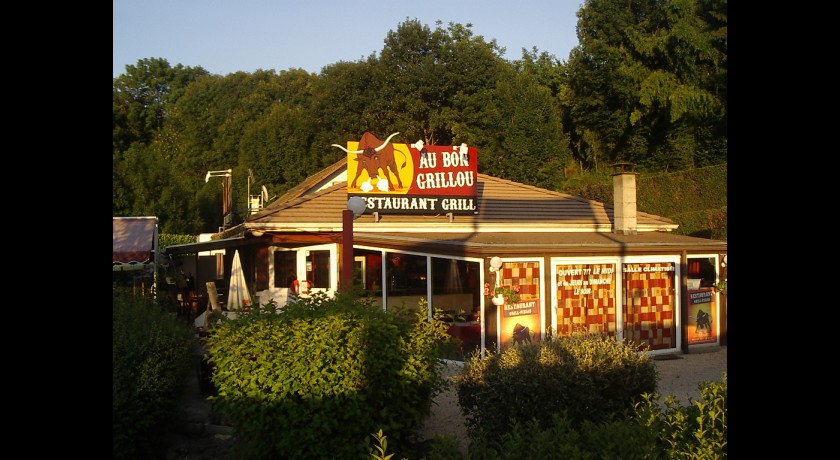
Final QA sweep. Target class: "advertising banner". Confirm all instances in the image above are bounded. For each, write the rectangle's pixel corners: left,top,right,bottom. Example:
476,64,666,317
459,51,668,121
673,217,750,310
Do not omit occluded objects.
554,263,617,336
623,262,677,350
687,288,717,344
497,261,542,350
336,132,479,215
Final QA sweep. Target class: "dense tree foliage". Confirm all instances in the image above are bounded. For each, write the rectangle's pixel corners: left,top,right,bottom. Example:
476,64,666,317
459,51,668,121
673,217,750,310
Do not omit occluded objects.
565,0,726,171
113,1,726,234
113,57,211,152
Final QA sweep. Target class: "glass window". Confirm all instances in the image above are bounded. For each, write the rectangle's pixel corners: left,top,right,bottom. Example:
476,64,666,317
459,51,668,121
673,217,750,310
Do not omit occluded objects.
430,257,481,316
274,250,297,289
386,252,427,296
355,249,383,297
687,256,717,288
308,250,331,289
385,252,428,316
432,258,466,294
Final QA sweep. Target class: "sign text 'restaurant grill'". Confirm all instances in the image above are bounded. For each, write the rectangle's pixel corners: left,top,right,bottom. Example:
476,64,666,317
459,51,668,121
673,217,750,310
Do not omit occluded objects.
340,132,479,215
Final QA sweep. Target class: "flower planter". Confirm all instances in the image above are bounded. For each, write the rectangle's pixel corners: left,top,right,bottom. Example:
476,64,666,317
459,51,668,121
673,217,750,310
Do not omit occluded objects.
491,294,505,306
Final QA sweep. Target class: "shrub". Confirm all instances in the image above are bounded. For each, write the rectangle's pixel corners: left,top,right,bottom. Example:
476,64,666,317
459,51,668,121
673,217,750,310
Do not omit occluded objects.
205,292,452,459
464,373,727,459
112,291,195,460
466,413,661,460
370,430,463,460
634,373,727,459
454,332,657,441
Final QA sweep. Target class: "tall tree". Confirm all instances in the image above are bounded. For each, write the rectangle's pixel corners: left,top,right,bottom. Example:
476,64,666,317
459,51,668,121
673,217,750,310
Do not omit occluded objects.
370,19,510,146
238,99,320,198
457,69,571,188
113,142,203,233
113,58,210,220
312,59,381,148
160,69,332,231
565,0,726,171
112,58,209,153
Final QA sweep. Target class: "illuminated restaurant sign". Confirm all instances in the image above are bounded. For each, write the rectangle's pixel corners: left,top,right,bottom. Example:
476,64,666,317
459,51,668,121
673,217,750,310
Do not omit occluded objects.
333,132,479,215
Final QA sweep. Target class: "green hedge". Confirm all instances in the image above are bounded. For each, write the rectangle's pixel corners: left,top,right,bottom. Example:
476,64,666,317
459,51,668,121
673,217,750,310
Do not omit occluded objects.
158,233,198,249
563,163,727,240
204,294,452,460
460,373,726,459
636,165,727,217
112,292,195,460
669,206,727,240
635,373,728,459
454,333,657,443
374,339,726,459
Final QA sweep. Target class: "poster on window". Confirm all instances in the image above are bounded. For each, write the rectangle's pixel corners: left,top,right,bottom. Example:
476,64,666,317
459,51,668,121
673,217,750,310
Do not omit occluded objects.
498,261,542,350
499,297,541,349
623,262,677,350
688,289,716,344
555,263,617,337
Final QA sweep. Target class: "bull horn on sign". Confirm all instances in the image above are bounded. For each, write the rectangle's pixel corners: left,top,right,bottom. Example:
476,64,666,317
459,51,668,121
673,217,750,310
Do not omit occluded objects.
331,132,400,153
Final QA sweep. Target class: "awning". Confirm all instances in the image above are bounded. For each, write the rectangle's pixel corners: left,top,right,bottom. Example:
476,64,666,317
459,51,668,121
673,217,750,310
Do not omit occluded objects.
113,217,158,266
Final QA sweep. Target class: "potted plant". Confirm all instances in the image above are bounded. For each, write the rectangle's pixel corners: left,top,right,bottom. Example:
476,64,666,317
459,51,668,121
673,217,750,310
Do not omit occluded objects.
493,285,521,305
714,278,727,295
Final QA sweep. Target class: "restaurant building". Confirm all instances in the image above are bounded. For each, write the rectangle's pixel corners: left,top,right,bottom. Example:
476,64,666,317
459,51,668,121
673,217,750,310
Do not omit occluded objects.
163,133,727,359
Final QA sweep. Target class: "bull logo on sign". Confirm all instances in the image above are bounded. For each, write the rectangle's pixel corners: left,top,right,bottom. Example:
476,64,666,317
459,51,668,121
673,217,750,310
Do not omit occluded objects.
695,309,712,334
332,132,407,192
511,323,532,345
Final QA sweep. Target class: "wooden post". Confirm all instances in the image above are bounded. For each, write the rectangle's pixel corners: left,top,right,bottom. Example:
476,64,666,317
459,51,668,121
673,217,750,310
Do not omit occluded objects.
340,209,354,293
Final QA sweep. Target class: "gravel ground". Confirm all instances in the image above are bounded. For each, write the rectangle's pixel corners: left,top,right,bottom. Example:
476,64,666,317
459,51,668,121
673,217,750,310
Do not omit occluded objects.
650,345,728,405
163,345,727,459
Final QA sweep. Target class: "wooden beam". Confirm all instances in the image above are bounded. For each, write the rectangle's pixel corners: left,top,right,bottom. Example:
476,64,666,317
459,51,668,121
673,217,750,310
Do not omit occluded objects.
265,233,340,244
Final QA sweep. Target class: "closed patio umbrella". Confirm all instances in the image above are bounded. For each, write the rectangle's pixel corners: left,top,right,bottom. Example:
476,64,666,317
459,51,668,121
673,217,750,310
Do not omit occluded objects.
227,249,253,311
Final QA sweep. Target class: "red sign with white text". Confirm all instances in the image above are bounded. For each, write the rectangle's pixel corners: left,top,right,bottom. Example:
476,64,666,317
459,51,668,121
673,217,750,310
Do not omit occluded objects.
335,132,478,215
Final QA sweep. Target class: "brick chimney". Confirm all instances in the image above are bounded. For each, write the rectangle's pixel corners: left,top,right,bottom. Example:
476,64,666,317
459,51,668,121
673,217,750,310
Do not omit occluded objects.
611,163,637,235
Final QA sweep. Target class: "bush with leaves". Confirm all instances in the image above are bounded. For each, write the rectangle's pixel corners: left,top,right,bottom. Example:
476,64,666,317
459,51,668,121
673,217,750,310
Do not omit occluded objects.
465,412,660,460
634,373,727,459
462,373,726,459
454,332,658,442
205,293,452,459
112,291,196,460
